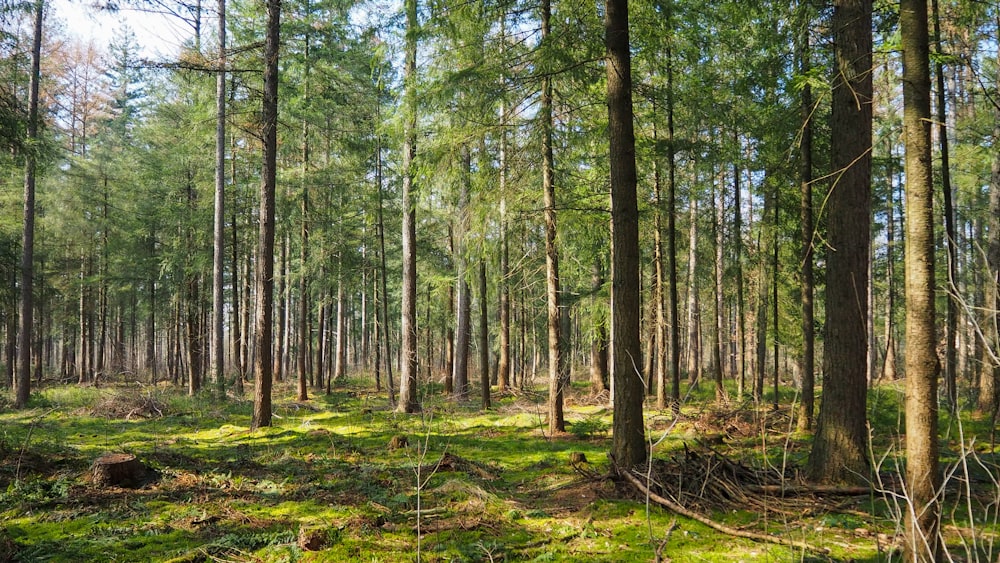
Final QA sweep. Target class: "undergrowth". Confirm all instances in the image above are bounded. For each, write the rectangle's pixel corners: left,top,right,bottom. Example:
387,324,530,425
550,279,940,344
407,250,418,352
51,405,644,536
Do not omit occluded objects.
0,376,996,562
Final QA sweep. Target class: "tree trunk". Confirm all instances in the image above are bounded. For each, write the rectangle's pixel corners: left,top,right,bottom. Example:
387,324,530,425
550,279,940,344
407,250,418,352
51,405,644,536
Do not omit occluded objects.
397,0,420,413
686,199,700,387
981,38,1000,415
712,172,725,403
733,131,746,398
797,13,814,429
665,24,680,414
900,1,940,557
590,258,609,394
540,0,565,434
607,0,645,470
808,0,872,484
15,0,42,408
252,0,280,429
479,260,490,409
931,0,957,414
211,0,227,396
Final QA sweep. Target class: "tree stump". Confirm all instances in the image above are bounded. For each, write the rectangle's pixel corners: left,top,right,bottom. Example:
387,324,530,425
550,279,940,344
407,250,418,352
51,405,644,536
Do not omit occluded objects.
91,453,147,488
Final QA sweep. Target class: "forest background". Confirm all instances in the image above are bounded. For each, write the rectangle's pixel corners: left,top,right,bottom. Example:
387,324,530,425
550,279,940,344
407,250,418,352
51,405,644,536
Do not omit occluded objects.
1,0,999,560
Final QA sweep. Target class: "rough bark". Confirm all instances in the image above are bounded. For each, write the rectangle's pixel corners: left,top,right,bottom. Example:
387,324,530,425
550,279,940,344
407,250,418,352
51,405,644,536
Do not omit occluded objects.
15,0,43,408
397,0,420,413
211,0,227,395
479,260,490,410
798,18,815,429
901,0,940,558
541,0,565,434
607,0,645,470
808,0,872,484
251,0,280,429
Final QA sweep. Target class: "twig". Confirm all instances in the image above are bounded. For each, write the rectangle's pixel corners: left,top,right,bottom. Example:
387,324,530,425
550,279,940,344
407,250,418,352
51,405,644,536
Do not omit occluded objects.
617,466,830,555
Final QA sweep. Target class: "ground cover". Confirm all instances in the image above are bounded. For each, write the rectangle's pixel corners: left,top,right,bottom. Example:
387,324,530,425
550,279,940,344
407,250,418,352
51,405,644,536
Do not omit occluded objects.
0,379,997,562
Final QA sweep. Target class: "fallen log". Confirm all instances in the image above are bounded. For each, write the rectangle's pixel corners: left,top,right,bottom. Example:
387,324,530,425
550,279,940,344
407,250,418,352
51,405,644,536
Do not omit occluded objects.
617,465,829,555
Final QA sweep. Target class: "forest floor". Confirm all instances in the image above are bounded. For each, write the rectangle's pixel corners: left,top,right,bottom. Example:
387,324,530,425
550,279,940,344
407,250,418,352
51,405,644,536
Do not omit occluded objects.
0,377,998,562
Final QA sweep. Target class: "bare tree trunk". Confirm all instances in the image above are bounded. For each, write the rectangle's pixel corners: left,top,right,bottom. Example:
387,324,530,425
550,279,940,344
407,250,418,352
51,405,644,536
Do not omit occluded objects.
397,0,420,413
809,0,872,484
733,131,746,398
900,1,940,557
211,0,227,395
252,0,280,429
607,0,645,469
590,258,609,394
981,36,1000,415
541,0,565,434
479,260,490,409
797,13,815,429
712,172,725,404
686,199,700,387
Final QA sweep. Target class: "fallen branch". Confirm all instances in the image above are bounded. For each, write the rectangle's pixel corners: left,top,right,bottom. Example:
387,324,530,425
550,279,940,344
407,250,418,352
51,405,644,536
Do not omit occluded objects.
745,484,871,496
617,466,829,555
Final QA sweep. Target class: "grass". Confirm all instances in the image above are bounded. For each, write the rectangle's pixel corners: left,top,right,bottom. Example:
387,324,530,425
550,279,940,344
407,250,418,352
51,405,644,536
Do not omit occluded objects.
0,376,997,562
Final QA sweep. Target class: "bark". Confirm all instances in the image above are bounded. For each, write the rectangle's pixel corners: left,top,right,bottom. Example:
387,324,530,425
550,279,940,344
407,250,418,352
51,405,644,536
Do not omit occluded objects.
733,132,746,398
251,0,280,429
590,258,609,394
808,0,872,484
541,0,565,434
798,18,815,429
901,0,940,557
298,136,310,402
18,0,37,399
607,0,645,469
653,109,667,409
982,54,1000,414
665,25,680,413
479,260,490,410
686,199,700,386
211,0,227,395
397,0,420,413
931,0,957,413
453,148,472,400
712,174,725,403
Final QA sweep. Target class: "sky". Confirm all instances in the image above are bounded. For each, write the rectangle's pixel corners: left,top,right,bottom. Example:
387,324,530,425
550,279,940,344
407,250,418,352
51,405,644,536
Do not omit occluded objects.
50,0,192,59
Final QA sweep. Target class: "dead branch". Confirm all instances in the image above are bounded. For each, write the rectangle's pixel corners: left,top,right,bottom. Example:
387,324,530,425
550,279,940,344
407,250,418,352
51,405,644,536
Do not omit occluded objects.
617,466,830,555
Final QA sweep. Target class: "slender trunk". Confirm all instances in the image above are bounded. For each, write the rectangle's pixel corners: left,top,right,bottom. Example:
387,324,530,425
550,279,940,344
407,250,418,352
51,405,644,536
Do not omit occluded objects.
14,0,45,409
797,13,815,430
734,140,746,398
590,258,609,393
686,199,700,386
712,173,725,403
541,0,565,434
901,0,940,557
479,260,490,409
335,265,346,383
251,0,280,429
397,0,420,413
932,0,957,414
652,108,667,409
665,24,680,414
211,0,227,395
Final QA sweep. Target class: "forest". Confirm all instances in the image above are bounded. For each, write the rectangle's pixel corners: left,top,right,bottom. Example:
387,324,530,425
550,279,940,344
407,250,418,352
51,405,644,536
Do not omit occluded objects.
1,0,999,560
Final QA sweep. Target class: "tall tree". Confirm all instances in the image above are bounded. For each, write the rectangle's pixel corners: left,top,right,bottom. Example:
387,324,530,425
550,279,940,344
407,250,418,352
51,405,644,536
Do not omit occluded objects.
797,7,815,431
900,0,939,558
397,0,420,413
251,0,281,429
541,0,566,434
932,0,957,414
607,0,645,470
808,0,872,484
15,0,44,409
210,0,227,396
